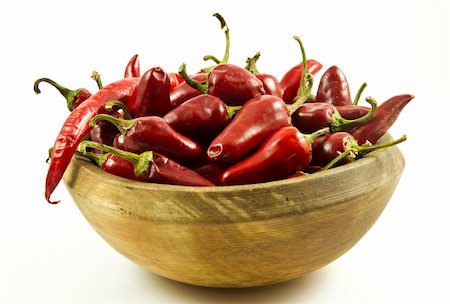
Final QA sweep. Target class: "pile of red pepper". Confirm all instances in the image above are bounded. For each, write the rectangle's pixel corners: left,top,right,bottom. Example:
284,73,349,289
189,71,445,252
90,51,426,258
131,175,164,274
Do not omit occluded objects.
35,13,413,204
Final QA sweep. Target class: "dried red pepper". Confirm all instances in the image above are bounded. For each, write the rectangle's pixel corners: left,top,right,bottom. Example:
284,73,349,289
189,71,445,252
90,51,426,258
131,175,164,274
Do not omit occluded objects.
45,77,139,204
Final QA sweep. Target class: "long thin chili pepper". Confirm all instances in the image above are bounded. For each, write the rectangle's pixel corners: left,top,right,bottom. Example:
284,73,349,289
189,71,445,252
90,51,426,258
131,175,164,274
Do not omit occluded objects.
45,77,139,204
124,54,140,78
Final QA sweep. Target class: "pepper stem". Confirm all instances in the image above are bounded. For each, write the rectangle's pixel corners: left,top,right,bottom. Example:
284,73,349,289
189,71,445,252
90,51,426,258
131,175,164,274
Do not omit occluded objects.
353,82,368,105
303,127,330,145
226,106,241,119
321,150,353,171
91,70,103,89
178,63,209,93
331,96,377,133
203,55,221,64
33,77,84,111
202,13,230,73
77,140,153,177
77,149,109,168
288,36,314,115
105,99,133,120
244,51,261,75
90,114,135,136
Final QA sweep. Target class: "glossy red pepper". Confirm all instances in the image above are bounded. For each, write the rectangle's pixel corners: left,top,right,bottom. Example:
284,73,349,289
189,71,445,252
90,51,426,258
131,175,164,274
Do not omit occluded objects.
280,59,323,104
127,67,171,117
44,77,139,203
79,151,139,180
34,78,91,111
78,141,214,186
221,127,328,185
169,73,207,109
163,94,237,143
208,36,314,165
292,97,377,134
124,54,140,78
315,65,352,106
90,114,202,162
350,94,414,145
245,52,283,98
179,63,266,106
335,105,370,120
311,132,407,169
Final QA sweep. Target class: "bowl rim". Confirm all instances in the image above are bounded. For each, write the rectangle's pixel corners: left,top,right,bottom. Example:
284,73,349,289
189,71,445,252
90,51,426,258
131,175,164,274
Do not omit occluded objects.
68,134,403,194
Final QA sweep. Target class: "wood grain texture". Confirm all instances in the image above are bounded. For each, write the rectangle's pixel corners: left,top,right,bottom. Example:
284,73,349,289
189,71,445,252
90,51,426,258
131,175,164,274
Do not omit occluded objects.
63,136,405,287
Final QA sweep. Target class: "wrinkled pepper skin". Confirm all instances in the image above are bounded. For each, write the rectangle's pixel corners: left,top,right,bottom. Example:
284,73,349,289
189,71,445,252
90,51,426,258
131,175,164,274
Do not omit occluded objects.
280,59,323,104
163,94,229,143
208,64,266,106
221,126,312,185
208,95,290,165
127,67,171,117
315,65,352,106
350,94,414,144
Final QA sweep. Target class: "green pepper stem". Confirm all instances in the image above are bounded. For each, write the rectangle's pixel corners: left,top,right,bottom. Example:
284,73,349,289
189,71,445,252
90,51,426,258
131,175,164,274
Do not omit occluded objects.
178,63,209,93
303,127,330,145
78,150,109,168
91,70,103,89
90,114,135,136
203,55,221,64
226,106,241,119
33,77,83,111
77,140,153,177
202,13,230,73
288,36,314,115
105,99,133,120
321,149,353,171
244,51,261,75
353,82,368,106
331,96,377,133
354,134,407,154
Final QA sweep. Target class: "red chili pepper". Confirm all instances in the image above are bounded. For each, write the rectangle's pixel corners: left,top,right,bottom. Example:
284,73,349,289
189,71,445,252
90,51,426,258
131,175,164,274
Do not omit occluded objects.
179,63,266,106
79,151,139,180
34,78,91,111
314,65,352,106
335,105,370,120
90,114,202,162
163,94,238,143
124,54,140,78
280,59,323,104
169,72,184,91
127,67,171,117
350,94,414,145
183,152,225,185
245,52,283,98
78,141,214,186
208,36,314,165
169,73,207,109
292,97,377,134
311,132,407,169
45,77,139,204
221,127,328,185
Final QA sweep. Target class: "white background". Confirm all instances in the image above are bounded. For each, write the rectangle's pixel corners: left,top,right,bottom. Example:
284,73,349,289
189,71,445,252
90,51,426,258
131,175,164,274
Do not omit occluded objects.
1,0,449,303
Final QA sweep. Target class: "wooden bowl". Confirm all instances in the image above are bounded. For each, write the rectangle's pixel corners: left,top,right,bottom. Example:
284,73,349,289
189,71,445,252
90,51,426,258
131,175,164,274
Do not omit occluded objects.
63,136,405,288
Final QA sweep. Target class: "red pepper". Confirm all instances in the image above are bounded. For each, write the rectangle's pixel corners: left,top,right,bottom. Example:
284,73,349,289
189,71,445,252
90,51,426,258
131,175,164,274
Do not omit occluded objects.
335,105,370,120
34,78,91,111
221,127,328,185
314,65,352,106
280,59,323,104
79,151,139,181
292,97,377,134
90,114,202,162
183,152,225,185
168,72,184,91
124,54,140,78
350,94,414,145
169,73,207,109
45,77,139,204
311,132,407,169
245,52,283,98
163,94,238,144
78,141,214,186
179,63,266,106
127,67,171,117
208,36,314,165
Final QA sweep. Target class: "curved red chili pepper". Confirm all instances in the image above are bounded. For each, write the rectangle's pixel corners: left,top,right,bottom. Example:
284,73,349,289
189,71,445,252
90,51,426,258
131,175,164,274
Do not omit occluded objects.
127,67,171,117
45,77,139,204
280,59,323,104
90,114,202,163
78,141,213,186
315,65,352,106
163,94,232,143
350,94,414,145
124,54,140,78
221,126,327,185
